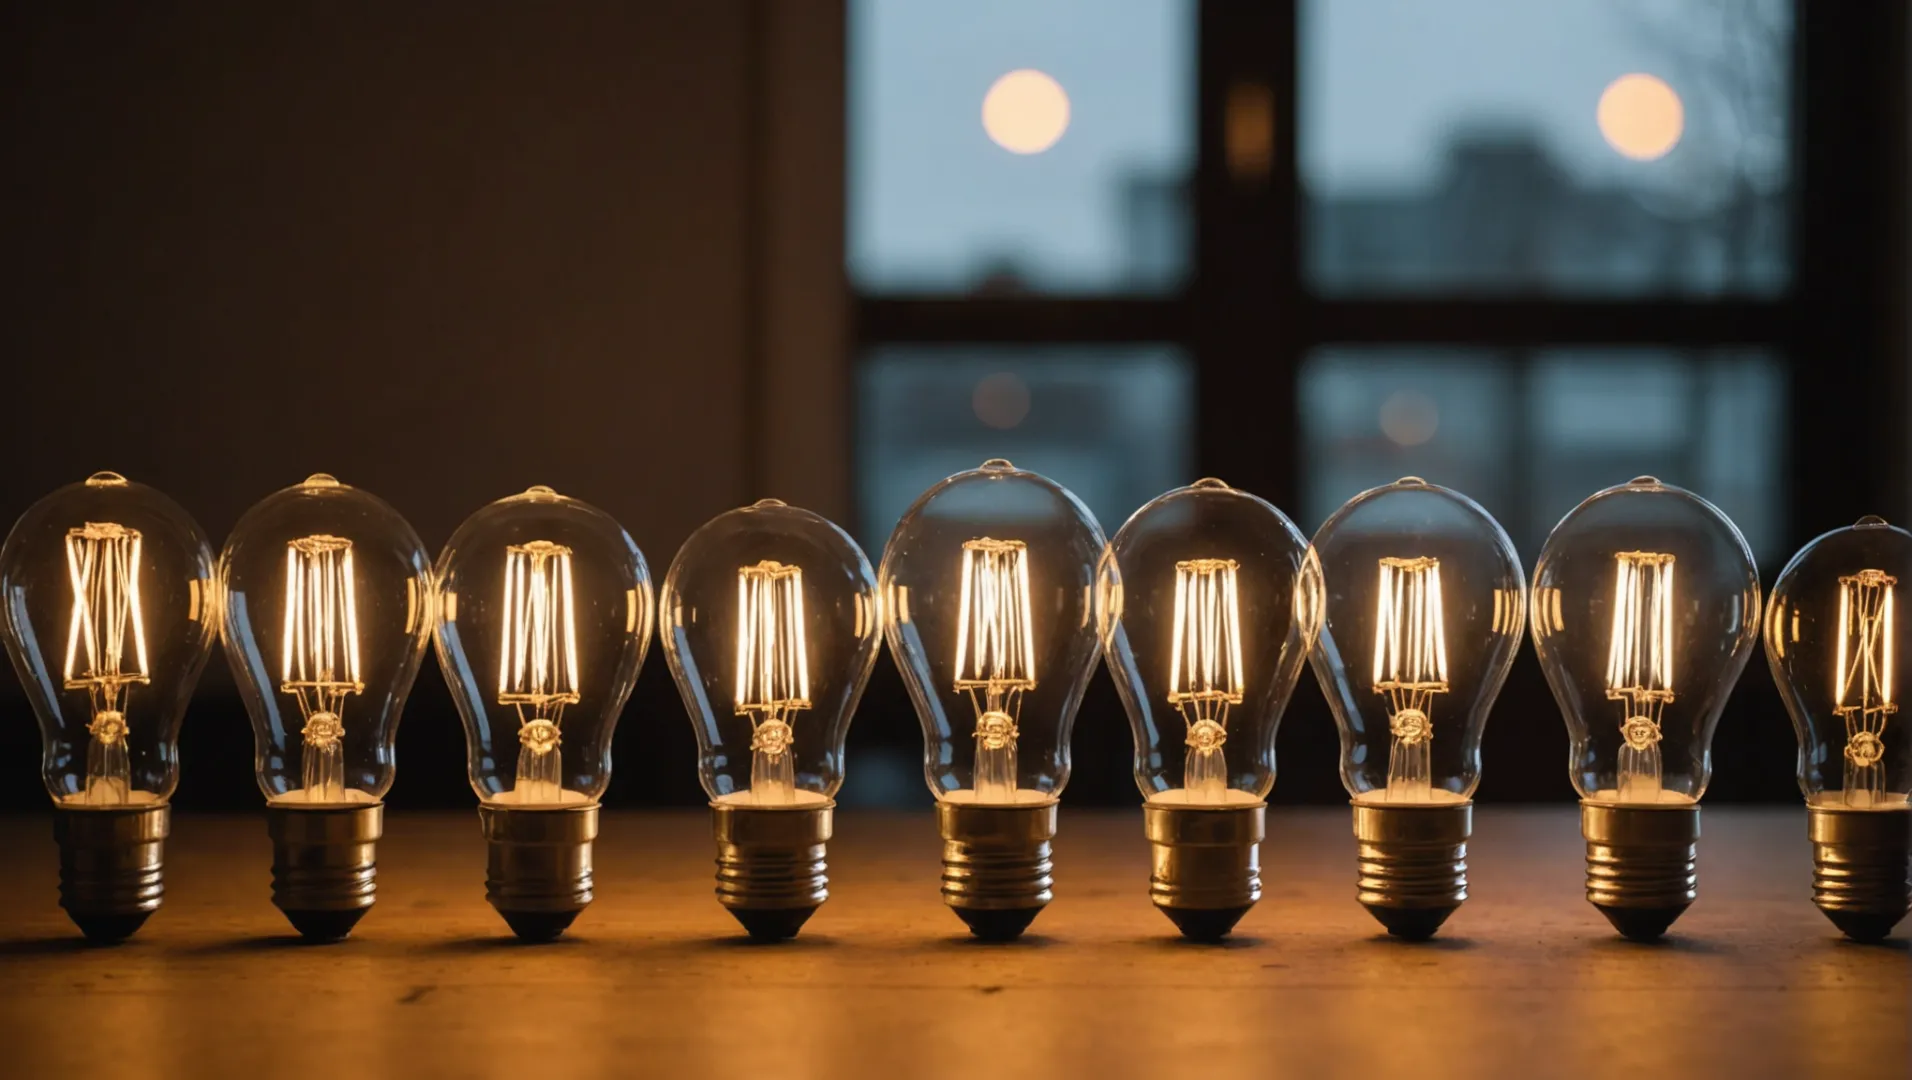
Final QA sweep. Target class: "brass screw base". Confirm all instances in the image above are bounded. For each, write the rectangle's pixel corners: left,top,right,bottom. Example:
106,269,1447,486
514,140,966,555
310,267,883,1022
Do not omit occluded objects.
938,801,1058,940
1807,805,1910,942
268,804,382,942
1143,803,1264,941
54,805,170,943
479,804,598,942
1352,801,1472,941
1582,801,1700,941
712,802,833,940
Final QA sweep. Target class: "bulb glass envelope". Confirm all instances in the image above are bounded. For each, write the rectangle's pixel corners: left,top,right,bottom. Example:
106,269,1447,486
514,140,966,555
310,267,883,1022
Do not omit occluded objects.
434,486,651,806
1098,479,1321,804
1766,517,1912,809
1309,479,1524,805
1531,478,1761,804
0,473,218,805
220,475,433,804
663,500,879,806
881,460,1106,804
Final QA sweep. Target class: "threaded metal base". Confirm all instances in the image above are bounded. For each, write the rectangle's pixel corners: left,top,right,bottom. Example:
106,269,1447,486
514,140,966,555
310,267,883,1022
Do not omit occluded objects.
1807,806,1910,942
1582,801,1699,941
938,801,1057,940
54,805,169,943
712,802,832,940
269,804,381,942
479,804,598,942
1352,801,1471,940
1143,803,1263,941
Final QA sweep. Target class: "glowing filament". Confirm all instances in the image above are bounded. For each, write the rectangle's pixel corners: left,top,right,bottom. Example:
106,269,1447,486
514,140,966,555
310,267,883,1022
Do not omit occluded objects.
1834,569,1895,806
1606,551,1675,800
281,535,363,800
954,538,1035,800
64,522,149,803
1168,558,1244,728
736,560,811,763
1373,556,1449,800
63,522,151,713
498,540,582,718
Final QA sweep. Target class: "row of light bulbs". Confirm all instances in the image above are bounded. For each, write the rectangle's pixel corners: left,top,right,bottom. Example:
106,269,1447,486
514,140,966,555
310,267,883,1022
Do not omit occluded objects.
2,463,1905,946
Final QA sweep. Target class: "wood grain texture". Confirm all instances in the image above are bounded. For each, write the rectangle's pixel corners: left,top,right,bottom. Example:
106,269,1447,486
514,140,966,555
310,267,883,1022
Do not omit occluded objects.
0,808,1905,1080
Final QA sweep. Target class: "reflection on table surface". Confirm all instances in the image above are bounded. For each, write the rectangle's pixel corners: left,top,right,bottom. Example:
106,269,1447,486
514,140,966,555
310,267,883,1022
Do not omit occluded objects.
0,809,1903,1080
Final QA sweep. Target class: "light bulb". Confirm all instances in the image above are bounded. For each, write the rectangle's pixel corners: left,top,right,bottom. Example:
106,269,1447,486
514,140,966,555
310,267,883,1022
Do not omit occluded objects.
0,472,218,941
880,459,1106,940
1097,478,1321,940
1531,476,1761,940
431,485,652,941
661,499,881,940
1764,516,1912,941
219,473,434,940
1308,477,1525,939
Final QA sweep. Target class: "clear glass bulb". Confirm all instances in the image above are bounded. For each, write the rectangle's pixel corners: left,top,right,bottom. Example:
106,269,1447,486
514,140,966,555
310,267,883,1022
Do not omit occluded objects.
1100,478,1322,806
1310,477,1526,805
1532,476,1762,805
1766,517,1910,810
220,474,434,806
881,459,1106,805
1,471,218,807
433,485,652,807
662,499,880,808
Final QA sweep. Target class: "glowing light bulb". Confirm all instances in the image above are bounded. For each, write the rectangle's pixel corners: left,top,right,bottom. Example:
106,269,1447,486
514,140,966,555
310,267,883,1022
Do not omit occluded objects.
1098,478,1321,940
661,499,881,939
0,472,218,941
982,69,1070,154
1532,477,1760,940
432,485,652,941
1764,516,1912,941
219,474,434,941
881,459,1105,940
1309,478,1525,939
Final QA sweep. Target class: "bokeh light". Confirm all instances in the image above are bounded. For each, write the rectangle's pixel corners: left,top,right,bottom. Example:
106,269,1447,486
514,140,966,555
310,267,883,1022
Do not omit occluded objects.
972,372,1032,429
1597,73,1684,161
982,69,1071,155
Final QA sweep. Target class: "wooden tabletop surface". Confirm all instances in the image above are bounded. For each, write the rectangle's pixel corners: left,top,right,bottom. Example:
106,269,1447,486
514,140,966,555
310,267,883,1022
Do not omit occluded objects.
0,807,1904,1080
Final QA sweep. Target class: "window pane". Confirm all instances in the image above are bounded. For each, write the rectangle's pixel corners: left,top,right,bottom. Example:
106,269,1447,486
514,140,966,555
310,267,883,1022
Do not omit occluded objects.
857,346,1193,548
849,0,1195,296
1301,0,1791,296
1300,348,1785,563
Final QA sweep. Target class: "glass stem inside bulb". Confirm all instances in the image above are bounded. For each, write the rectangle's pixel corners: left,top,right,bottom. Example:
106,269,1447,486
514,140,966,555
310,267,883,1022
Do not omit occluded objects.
974,688,1019,802
1184,746,1226,802
750,743,797,804
304,732,345,802
84,730,131,805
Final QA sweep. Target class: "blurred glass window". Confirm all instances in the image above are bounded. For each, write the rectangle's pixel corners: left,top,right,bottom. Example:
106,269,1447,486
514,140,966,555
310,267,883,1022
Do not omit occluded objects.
1300,348,1784,562
849,0,1195,295
1301,0,1791,296
857,346,1194,548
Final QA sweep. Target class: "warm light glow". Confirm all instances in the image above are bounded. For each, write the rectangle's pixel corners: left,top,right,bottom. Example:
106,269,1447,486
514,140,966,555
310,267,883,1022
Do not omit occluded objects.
1835,569,1896,806
64,522,151,700
498,541,581,715
954,537,1036,801
1373,556,1449,800
1168,558,1245,714
281,534,364,801
1606,551,1676,801
735,560,811,715
982,69,1070,155
1597,73,1684,161
954,538,1036,691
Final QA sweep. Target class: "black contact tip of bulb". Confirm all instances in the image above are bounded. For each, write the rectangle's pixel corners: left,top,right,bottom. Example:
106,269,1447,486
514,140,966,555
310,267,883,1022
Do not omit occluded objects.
1365,904,1457,942
1595,903,1689,942
68,911,153,944
500,910,582,943
955,906,1043,941
1823,908,1905,944
283,908,370,943
1161,905,1253,943
730,905,819,942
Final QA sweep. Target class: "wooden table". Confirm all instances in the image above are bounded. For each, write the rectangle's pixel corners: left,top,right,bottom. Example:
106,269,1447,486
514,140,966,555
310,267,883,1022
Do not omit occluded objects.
0,808,1904,1079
